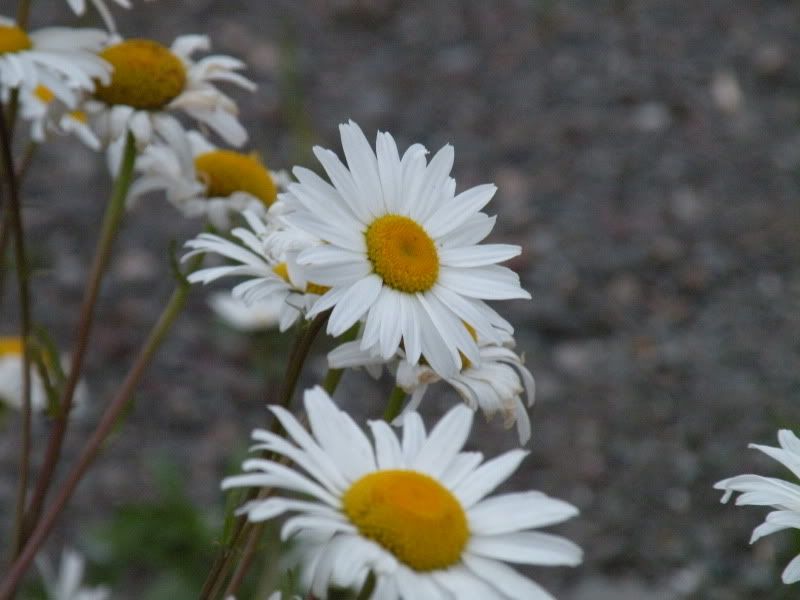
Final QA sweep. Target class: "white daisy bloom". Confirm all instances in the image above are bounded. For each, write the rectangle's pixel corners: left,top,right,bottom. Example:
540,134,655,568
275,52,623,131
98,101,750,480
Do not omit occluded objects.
715,429,800,584
329,329,536,445
223,386,582,599
284,120,530,377
85,35,255,172
130,130,280,229
184,210,327,332
18,84,100,149
209,291,284,332
0,18,110,103
65,0,155,33
36,548,110,600
0,337,88,415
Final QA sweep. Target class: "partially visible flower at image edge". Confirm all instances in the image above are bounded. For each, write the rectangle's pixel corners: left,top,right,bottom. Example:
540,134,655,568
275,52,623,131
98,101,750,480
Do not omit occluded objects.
36,548,110,600
715,429,800,584
223,386,581,599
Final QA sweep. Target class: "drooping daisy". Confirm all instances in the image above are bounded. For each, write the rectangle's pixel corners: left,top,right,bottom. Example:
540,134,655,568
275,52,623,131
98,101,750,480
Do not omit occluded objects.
18,84,100,149
715,429,800,584
36,548,110,600
65,0,154,33
0,337,88,414
329,328,536,444
130,130,281,229
284,120,530,377
223,386,581,599
84,35,255,172
184,210,327,332
209,291,283,332
0,17,110,103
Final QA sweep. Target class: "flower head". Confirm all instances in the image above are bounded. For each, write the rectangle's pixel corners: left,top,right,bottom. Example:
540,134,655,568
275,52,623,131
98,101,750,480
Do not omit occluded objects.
36,548,109,600
715,429,800,584
223,386,581,599
282,120,530,377
65,0,152,33
130,130,279,229
0,18,110,104
18,84,100,149
85,34,255,172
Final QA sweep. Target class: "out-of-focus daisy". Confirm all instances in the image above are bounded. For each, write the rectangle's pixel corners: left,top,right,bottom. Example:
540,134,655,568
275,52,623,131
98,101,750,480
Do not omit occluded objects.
130,130,280,229
36,548,110,600
0,336,88,415
184,210,327,332
223,386,581,599
0,17,110,103
284,120,530,377
715,429,800,584
330,328,536,444
85,35,255,172
209,291,283,332
65,0,155,33
18,84,100,149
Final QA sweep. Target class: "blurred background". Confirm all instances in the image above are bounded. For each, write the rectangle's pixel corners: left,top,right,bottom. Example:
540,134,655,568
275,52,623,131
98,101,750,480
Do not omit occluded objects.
1,1,799,598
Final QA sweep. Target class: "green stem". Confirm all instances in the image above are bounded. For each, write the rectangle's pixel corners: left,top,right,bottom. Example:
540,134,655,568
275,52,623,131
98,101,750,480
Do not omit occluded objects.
382,386,407,422
355,572,376,600
22,132,137,541
0,85,32,563
15,0,32,29
0,254,204,600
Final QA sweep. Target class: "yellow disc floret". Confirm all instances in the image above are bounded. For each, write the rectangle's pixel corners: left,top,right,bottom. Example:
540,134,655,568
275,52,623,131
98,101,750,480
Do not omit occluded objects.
272,262,329,295
34,85,55,104
365,215,439,293
0,337,23,358
0,25,32,55
342,469,468,571
94,39,186,110
194,150,278,206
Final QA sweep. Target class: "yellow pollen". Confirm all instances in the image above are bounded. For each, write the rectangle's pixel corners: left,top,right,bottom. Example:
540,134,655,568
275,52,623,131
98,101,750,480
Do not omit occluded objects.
0,25,32,54
34,85,55,104
272,262,329,295
365,215,439,294
0,337,23,358
342,470,468,571
68,110,88,124
194,150,277,206
94,39,186,110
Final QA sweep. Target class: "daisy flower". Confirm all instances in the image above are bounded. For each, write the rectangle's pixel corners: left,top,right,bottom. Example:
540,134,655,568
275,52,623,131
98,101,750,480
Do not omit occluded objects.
65,0,154,33
85,35,255,172
184,210,328,332
715,429,800,584
0,17,110,103
130,130,280,229
223,386,581,599
36,548,110,600
18,84,100,149
329,328,536,444
284,120,530,377
0,337,88,414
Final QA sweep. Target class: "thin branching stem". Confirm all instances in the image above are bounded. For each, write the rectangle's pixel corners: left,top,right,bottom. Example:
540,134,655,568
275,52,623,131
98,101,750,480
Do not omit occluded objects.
22,133,137,540
382,386,406,422
0,254,205,600
0,91,33,562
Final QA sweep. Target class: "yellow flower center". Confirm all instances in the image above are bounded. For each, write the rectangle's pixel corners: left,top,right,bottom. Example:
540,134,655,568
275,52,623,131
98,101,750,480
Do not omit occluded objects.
34,85,55,104
272,262,329,295
0,25,32,55
342,469,468,571
194,150,278,206
94,39,186,110
0,336,23,357
365,215,439,294
68,110,89,124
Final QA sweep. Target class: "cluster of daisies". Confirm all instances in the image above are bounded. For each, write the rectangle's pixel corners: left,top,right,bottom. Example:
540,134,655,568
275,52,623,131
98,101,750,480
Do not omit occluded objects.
2,2,800,600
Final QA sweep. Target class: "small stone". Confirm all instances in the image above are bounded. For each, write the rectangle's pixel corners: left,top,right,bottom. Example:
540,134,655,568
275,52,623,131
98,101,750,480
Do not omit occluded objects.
711,71,743,114
632,102,671,133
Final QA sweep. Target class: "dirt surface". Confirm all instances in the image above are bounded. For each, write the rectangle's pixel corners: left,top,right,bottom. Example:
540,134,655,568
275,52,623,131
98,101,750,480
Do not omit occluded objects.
2,1,800,598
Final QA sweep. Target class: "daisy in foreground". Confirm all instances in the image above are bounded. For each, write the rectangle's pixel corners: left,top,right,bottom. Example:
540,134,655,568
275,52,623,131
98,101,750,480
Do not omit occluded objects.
223,386,581,599
715,429,800,584
283,121,530,377
85,34,255,171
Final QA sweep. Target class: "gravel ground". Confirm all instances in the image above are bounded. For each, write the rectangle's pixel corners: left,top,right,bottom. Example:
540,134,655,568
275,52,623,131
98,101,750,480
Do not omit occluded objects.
2,1,800,598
